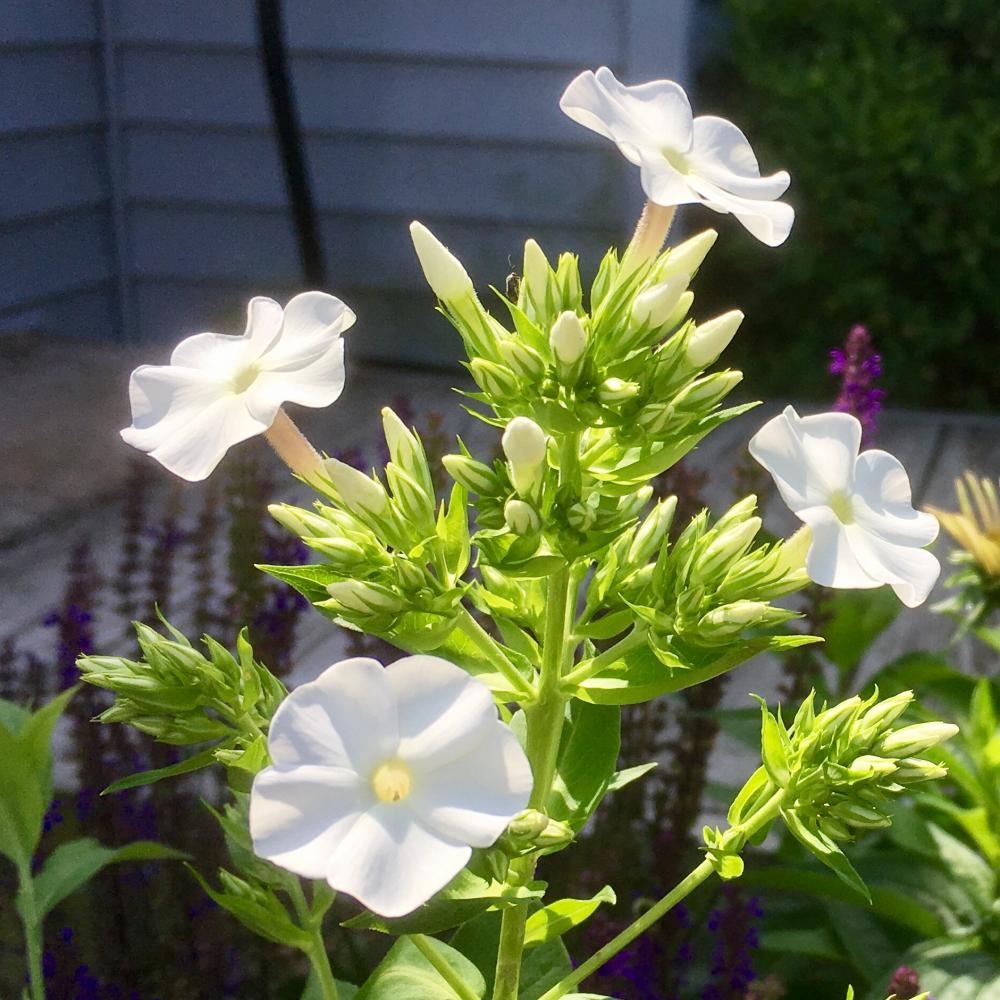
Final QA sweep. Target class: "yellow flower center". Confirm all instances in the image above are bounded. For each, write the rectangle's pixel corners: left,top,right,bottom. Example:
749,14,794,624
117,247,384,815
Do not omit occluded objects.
662,147,690,174
372,759,412,803
231,364,260,394
830,490,855,524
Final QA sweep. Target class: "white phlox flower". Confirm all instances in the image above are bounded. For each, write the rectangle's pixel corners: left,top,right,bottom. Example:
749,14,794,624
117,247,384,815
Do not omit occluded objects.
560,67,793,246
249,655,533,918
749,406,940,607
121,292,355,481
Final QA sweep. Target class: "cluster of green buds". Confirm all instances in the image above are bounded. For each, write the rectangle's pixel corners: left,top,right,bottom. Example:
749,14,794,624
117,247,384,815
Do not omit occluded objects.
268,407,471,643
411,222,753,497
77,622,284,782
717,689,958,897
584,496,812,657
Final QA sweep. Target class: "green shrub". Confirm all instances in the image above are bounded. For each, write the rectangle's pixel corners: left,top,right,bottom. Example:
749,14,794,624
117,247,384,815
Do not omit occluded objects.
696,0,1000,410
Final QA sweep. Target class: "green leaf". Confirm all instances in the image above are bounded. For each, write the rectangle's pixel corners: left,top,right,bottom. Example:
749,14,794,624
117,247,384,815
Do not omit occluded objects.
548,702,621,830
355,937,485,1000
758,925,844,962
302,972,359,1000
22,837,186,921
606,763,657,794
759,702,791,788
257,563,342,605
343,869,543,936
103,743,228,794
0,697,31,735
782,808,871,903
0,688,76,868
520,936,573,1000
822,588,901,672
187,865,313,951
523,886,616,947
438,483,471,579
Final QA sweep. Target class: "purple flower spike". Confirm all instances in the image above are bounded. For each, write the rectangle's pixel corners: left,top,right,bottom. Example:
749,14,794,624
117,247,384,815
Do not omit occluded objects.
829,324,885,444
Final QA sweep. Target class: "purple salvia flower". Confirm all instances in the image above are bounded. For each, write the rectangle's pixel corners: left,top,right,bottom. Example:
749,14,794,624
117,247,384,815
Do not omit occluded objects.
829,324,885,444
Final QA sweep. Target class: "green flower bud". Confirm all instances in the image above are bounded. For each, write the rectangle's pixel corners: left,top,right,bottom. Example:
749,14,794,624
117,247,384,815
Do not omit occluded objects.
636,402,673,435
395,557,428,592
502,417,548,497
550,310,588,366
673,370,742,413
846,755,898,781
771,525,812,578
522,238,553,311
267,503,331,539
386,464,436,533
628,497,678,566
498,337,547,381
695,518,762,577
326,580,405,615
831,801,891,829
858,690,914,733
618,485,654,521
507,809,549,840
322,458,389,517
443,454,501,495
504,498,541,536
566,500,598,532
469,358,520,399
813,697,862,734
894,757,949,782
685,310,744,367
713,495,758,534
631,273,690,330
410,220,474,303
699,599,772,633
656,229,717,280
662,290,694,332
381,407,434,498
555,251,582,311
597,377,641,404
878,722,959,759
305,536,367,567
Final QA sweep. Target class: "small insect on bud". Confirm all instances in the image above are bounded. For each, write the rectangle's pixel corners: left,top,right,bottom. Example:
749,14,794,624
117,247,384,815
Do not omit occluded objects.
504,498,541,536
631,273,690,330
502,417,548,497
686,310,745,368
409,221,474,303
550,310,588,366
878,722,959,759
321,458,389,517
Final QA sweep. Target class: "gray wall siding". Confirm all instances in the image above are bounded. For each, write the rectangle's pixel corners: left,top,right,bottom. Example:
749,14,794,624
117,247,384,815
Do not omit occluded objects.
1,2,118,338
3,1,692,364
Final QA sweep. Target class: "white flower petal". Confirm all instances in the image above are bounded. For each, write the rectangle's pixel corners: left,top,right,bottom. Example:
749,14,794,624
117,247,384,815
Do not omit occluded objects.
690,117,791,201
267,657,398,775
845,525,942,608
249,764,369,879
687,174,794,246
801,508,882,590
245,339,346,423
244,296,286,354
324,804,470,917
560,67,693,157
749,406,861,513
388,655,499,769
852,450,939,547
120,365,268,481
168,331,252,373
408,721,533,847
634,149,703,208
258,292,356,372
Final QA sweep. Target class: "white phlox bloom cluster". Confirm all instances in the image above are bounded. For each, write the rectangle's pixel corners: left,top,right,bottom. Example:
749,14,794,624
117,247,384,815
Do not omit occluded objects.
249,655,533,917
750,406,940,607
560,67,794,246
120,293,355,481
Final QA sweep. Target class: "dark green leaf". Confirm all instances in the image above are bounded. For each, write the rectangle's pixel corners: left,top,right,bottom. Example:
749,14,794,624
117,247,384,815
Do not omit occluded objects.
355,937,485,1000
523,886,616,947
103,744,227,794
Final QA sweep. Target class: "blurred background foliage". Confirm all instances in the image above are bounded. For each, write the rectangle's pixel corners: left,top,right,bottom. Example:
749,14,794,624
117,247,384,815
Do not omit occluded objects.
696,0,1000,410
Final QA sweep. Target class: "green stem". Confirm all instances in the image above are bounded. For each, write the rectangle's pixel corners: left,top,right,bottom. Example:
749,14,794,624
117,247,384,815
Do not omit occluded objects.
457,609,532,699
289,880,339,1000
411,934,479,1000
538,788,786,1000
18,864,45,1000
494,564,575,1000
562,627,648,687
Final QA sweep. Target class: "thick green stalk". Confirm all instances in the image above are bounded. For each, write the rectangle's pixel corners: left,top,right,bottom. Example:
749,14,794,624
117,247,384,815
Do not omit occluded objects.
562,626,648,687
538,788,786,1000
411,934,480,1000
18,863,45,1000
493,564,574,1000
